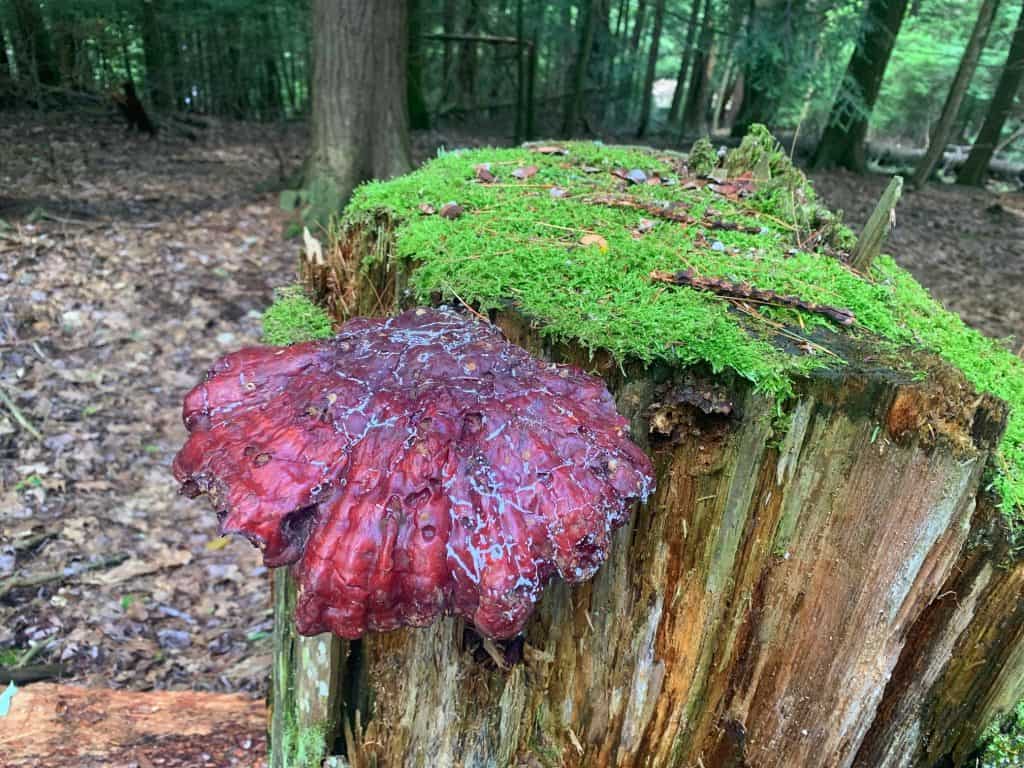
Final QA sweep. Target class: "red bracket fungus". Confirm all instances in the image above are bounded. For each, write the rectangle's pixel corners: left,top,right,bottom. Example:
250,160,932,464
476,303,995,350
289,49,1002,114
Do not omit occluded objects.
173,308,654,640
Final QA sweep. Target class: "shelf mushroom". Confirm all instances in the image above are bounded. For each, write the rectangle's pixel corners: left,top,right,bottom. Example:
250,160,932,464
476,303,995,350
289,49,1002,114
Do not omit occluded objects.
173,307,654,639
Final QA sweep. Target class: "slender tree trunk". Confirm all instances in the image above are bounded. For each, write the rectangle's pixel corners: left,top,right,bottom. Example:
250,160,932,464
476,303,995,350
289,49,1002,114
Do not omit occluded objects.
457,0,480,113
441,0,456,105
11,0,58,86
306,0,412,207
141,0,172,109
588,0,613,124
636,0,666,137
710,56,736,133
958,0,1024,186
563,0,598,136
811,0,910,171
731,0,797,136
681,0,714,137
52,8,77,90
630,0,647,50
667,0,702,126
408,0,430,130
910,0,1000,187
620,0,648,123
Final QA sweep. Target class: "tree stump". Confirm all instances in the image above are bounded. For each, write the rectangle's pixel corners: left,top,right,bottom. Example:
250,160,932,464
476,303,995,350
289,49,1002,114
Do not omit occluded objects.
269,134,1024,768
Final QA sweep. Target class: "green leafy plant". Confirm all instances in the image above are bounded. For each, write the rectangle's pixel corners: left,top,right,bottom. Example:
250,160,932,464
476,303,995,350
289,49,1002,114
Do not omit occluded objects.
977,701,1024,767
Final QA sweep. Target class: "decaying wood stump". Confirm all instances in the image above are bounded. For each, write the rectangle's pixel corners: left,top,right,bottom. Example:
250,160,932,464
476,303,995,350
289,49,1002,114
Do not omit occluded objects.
267,137,1023,768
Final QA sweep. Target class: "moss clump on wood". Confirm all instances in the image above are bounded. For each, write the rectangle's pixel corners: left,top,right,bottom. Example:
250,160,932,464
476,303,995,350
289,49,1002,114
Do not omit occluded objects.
687,137,717,176
336,128,1024,531
261,284,334,346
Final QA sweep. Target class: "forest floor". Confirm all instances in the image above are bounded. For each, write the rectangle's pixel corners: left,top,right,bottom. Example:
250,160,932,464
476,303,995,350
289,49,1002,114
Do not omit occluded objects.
1,112,1021,710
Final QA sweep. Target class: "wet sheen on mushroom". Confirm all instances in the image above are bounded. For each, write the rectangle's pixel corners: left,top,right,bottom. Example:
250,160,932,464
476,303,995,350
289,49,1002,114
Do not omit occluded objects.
173,307,654,640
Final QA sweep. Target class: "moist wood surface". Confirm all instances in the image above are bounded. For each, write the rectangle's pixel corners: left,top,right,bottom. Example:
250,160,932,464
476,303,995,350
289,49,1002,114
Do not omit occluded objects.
0,683,266,767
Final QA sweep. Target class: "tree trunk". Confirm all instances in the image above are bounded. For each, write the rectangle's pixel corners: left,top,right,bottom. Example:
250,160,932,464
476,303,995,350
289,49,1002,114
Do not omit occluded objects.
630,0,647,50
910,0,1000,187
407,0,430,130
680,0,714,137
10,0,58,87
812,0,910,171
457,0,480,113
563,0,598,136
441,0,456,103
141,0,172,110
731,0,798,136
957,0,1024,186
283,159,1023,767
305,0,412,209
667,0,702,126
587,0,613,124
635,0,665,137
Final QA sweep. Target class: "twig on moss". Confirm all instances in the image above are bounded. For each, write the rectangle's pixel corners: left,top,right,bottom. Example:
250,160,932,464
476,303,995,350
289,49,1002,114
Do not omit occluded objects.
446,286,491,324
585,193,694,223
650,269,856,327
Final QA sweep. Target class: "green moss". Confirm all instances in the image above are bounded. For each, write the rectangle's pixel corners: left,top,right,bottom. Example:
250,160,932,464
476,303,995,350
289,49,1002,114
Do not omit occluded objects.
280,715,329,767
978,701,1024,767
262,285,334,346
341,129,1024,530
687,137,717,176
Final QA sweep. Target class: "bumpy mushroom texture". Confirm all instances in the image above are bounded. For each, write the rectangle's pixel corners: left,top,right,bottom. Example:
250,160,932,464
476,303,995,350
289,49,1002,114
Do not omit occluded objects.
173,307,654,640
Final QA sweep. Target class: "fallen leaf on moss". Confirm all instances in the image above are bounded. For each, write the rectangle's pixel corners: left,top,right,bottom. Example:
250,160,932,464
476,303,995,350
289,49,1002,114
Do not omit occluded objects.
439,202,464,219
533,145,567,155
512,165,538,180
580,234,609,252
475,164,497,183
418,203,436,215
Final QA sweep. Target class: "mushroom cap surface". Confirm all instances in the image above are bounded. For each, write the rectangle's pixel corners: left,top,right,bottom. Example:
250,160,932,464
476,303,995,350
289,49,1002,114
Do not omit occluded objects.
173,307,654,639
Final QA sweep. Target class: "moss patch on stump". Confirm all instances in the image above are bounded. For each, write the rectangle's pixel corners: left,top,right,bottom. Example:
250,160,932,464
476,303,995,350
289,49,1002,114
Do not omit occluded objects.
326,128,1023,530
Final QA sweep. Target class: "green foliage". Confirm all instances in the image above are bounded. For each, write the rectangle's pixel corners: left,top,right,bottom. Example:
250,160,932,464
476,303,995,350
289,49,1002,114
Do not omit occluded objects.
345,135,1024,528
978,701,1024,767
261,285,334,346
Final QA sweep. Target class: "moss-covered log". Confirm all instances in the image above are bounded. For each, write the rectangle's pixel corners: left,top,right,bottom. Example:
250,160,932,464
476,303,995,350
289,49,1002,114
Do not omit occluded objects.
267,133,1024,767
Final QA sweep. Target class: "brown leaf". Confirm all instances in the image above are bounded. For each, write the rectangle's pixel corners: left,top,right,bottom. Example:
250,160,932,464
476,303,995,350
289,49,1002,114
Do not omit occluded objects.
580,234,609,252
512,165,538,180
418,203,436,215
439,202,464,219
532,145,568,155
82,547,192,586
475,164,497,183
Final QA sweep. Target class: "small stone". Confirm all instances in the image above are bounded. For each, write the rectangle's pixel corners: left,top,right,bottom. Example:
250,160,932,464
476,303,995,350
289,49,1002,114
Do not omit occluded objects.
61,310,84,329
157,628,191,650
